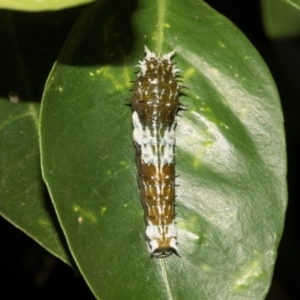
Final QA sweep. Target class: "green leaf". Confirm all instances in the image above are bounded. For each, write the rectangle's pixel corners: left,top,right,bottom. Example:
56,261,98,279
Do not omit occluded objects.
0,99,71,264
261,0,300,38
40,0,287,299
287,0,300,9
0,0,94,11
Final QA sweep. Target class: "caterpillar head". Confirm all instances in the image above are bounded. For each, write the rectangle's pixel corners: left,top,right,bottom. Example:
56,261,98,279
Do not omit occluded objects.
147,237,179,258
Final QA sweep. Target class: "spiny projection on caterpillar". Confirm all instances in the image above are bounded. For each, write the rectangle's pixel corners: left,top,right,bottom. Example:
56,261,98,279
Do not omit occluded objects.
130,46,185,258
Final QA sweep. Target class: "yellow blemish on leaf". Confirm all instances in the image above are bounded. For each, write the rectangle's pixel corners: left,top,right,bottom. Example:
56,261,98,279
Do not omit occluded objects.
204,141,212,148
89,66,127,91
107,170,111,175
164,23,170,28
72,205,97,223
120,160,127,166
184,67,195,80
234,260,263,289
178,215,198,232
199,106,212,113
220,122,229,130
38,219,51,226
218,41,226,48
193,142,212,169
102,67,126,91
123,66,132,88
189,216,199,229
193,157,200,168
202,264,213,272
100,206,107,216
193,141,211,169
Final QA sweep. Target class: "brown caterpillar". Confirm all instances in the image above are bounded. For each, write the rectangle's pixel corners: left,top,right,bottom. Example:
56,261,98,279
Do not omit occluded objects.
130,46,184,258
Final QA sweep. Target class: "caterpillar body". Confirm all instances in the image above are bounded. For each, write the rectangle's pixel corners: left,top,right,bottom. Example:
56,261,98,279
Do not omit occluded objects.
130,46,183,258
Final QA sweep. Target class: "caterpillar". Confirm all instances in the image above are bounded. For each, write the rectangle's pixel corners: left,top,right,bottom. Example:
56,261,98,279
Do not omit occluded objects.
130,46,184,258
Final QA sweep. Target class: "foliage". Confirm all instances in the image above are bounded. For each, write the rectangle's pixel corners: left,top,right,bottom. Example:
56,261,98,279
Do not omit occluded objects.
262,0,300,38
0,0,94,11
0,0,287,299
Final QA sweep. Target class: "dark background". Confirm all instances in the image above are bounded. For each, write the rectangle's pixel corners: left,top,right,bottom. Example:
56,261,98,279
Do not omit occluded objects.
0,0,298,298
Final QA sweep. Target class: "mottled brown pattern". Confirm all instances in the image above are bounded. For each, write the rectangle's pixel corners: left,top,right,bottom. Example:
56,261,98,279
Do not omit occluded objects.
130,48,183,257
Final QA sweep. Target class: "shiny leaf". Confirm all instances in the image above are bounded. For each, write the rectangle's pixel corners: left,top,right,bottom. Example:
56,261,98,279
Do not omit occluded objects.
40,0,287,299
0,99,71,264
0,0,94,11
261,0,300,38
287,0,300,9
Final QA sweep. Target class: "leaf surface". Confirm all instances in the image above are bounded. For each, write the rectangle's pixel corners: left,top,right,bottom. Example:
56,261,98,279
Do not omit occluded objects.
40,0,287,299
261,0,300,38
0,0,94,11
287,0,300,9
0,99,70,264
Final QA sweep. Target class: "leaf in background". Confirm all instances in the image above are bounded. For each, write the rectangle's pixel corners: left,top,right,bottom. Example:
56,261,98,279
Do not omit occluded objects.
0,0,94,11
0,99,71,265
40,0,287,299
287,0,300,9
261,0,300,38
